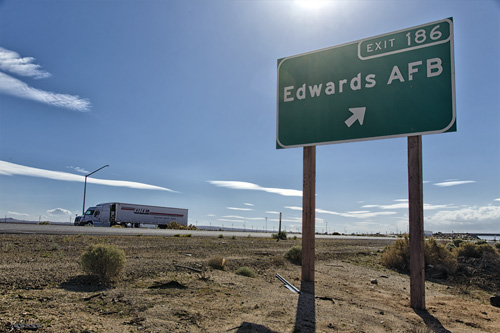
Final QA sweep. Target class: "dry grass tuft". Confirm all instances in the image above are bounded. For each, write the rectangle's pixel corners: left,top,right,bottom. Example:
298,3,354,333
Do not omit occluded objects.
235,266,256,278
208,256,226,270
284,246,302,265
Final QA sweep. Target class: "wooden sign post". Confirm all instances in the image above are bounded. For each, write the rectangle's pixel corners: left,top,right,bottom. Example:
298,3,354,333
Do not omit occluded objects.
302,146,316,282
408,136,425,310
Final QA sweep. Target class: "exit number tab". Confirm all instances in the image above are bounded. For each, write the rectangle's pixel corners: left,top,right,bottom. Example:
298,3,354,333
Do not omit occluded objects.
358,18,452,60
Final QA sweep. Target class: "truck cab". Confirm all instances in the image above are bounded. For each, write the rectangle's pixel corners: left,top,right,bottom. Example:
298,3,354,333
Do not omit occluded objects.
74,206,97,226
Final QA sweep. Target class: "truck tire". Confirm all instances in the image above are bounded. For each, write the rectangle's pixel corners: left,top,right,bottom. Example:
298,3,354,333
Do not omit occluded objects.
134,223,140,228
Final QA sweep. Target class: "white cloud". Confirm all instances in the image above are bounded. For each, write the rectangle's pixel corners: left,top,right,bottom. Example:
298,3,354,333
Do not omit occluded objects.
226,207,253,211
286,206,397,219
266,211,281,214
0,47,51,79
217,219,245,223
0,72,91,112
208,180,302,197
426,205,500,232
0,47,91,112
0,160,177,192
353,221,378,226
495,198,500,202
377,203,409,209
68,166,89,174
424,204,453,210
47,208,72,216
8,211,29,217
428,205,500,222
222,215,264,220
434,180,476,187
222,215,246,219
244,203,254,206
89,178,178,192
363,201,452,210
268,217,302,223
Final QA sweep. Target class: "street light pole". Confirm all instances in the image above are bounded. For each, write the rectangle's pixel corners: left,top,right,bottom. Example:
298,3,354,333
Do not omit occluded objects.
82,165,109,216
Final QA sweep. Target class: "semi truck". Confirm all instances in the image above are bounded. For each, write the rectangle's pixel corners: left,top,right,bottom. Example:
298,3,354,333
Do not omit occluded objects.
74,202,188,228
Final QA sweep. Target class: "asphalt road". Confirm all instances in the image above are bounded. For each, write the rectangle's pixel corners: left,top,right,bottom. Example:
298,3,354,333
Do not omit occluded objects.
0,222,396,240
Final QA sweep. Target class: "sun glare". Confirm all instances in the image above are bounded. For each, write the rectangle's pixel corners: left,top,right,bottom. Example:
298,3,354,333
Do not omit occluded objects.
295,0,328,10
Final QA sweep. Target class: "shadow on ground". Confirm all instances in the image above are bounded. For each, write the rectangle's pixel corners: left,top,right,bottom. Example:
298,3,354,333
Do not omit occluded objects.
415,309,451,333
229,322,278,332
294,281,315,332
59,275,111,292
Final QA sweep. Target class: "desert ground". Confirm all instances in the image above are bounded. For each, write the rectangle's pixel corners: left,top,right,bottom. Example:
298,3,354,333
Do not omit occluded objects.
0,233,499,332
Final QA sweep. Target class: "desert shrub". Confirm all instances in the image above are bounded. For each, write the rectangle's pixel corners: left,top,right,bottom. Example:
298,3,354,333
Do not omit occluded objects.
235,266,256,278
445,242,456,251
272,231,287,240
381,237,457,277
452,239,463,247
473,243,498,257
285,246,302,265
381,237,410,272
271,254,285,267
38,221,50,225
166,221,185,229
495,243,500,250
452,242,500,292
475,239,488,245
424,238,457,278
208,256,226,270
453,241,496,258
481,245,500,259
80,244,126,282
218,234,224,239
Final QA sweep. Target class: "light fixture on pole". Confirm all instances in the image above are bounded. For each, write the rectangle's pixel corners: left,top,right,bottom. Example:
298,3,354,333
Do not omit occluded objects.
82,165,109,216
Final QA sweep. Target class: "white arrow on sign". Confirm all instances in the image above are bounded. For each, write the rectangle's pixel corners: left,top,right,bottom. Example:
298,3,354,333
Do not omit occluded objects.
345,107,366,127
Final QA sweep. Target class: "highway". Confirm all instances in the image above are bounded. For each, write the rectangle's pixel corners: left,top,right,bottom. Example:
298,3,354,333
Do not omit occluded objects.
0,222,396,240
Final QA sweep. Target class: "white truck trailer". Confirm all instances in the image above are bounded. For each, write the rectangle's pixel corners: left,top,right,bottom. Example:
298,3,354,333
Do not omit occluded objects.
74,202,188,228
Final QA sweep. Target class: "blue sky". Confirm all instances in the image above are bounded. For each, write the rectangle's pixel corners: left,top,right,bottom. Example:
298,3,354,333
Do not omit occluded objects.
0,0,498,233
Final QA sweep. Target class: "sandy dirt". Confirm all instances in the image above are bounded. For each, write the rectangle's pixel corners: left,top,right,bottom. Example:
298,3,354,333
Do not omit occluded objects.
0,233,499,332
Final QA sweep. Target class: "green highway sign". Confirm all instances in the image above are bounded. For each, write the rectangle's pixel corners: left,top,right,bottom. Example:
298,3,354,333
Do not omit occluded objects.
277,18,456,149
